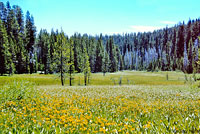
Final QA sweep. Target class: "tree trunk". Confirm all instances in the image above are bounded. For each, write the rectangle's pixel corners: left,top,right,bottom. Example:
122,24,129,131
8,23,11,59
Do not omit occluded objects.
69,44,72,86
61,50,64,86
26,54,28,74
84,73,87,86
88,75,90,84
70,77,72,86
69,70,72,86
61,74,64,86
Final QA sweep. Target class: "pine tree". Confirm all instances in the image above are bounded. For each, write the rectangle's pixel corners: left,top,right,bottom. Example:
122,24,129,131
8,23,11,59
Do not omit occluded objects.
33,51,38,73
107,37,118,72
95,35,104,72
11,5,26,74
177,24,185,59
183,42,189,72
7,38,16,75
102,51,110,76
37,29,51,74
53,30,69,86
25,11,36,74
196,37,200,72
15,35,25,74
49,29,57,73
73,33,82,73
0,2,7,25
88,38,96,72
166,41,171,70
116,46,123,70
68,38,75,86
0,19,10,75
13,6,24,34
187,39,193,73
186,19,191,50
83,48,91,86
192,21,199,42
171,28,177,70
5,6,17,74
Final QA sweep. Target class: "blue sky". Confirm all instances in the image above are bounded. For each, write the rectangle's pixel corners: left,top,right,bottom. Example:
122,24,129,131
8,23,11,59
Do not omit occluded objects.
3,0,200,36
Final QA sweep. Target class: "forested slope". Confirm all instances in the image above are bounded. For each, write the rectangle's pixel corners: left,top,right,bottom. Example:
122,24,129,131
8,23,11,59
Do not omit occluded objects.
1,1,200,75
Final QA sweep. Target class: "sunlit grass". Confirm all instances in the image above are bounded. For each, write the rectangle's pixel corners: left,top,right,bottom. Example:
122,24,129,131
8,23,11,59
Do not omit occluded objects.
1,82,200,133
0,71,194,86
1,71,200,133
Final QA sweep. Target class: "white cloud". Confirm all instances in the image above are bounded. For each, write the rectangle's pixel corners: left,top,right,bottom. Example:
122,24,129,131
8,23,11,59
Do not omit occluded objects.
129,25,162,33
160,21,176,25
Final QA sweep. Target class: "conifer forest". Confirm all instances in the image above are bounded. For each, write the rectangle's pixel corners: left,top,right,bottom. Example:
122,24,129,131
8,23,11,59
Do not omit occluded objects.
1,1,200,76
1,1,200,133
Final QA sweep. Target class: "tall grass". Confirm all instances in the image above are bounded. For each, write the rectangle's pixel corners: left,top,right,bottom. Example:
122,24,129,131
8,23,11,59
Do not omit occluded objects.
1,83,200,133
0,81,37,103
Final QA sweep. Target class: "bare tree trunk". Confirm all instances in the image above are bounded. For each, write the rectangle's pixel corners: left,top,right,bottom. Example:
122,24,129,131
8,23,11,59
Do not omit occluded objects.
87,74,90,84
84,73,87,86
26,53,28,74
61,50,64,86
69,70,72,86
69,49,72,86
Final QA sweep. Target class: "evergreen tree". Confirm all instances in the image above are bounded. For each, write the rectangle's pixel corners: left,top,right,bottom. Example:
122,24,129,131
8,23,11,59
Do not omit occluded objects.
192,21,199,42
11,5,26,74
116,46,123,70
0,19,10,75
2,1,200,75
7,38,16,75
53,30,69,86
102,51,110,76
88,38,96,72
95,35,104,72
25,11,36,74
196,37,200,72
186,19,191,50
0,2,7,25
171,28,177,70
83,48,91,86
49,29,57,73
73,33,82,73
183,42,189,72
13,6,24,34
107,37,118,72
68,38,75,86
187,39,194,73
37,29,51,74
177,24,185,59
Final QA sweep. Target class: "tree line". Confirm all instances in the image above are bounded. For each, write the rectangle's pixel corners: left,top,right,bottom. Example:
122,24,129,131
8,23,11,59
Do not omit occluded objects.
1,1,200,84
112,20,200,74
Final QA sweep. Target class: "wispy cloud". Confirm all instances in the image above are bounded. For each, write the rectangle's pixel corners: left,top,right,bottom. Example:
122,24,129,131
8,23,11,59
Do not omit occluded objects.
160,21,176,25
129,25,162,33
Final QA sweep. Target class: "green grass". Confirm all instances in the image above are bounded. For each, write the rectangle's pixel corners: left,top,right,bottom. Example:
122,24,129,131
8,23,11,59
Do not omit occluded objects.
1,71,200,133
1,81,200,133
0,71,196,86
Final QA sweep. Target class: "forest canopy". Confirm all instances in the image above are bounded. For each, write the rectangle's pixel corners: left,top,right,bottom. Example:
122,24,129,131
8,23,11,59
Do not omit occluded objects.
1,1,200,76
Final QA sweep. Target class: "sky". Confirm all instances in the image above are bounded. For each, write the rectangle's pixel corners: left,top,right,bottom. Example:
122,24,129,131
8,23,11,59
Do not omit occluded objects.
2,0,200,36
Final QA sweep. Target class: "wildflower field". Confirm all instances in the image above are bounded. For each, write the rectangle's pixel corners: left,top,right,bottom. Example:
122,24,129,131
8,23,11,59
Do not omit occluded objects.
1,71,200,133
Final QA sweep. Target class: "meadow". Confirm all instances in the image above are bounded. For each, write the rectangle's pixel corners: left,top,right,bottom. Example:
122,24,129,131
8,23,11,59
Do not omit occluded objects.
0,71,192,86
1,71,200,133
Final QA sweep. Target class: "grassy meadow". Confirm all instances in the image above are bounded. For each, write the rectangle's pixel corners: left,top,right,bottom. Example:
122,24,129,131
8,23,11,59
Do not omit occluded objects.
1,71,200,133
0,71,192,86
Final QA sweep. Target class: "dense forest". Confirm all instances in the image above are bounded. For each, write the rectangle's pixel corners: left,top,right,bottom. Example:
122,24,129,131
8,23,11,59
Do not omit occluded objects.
1,1,200,77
